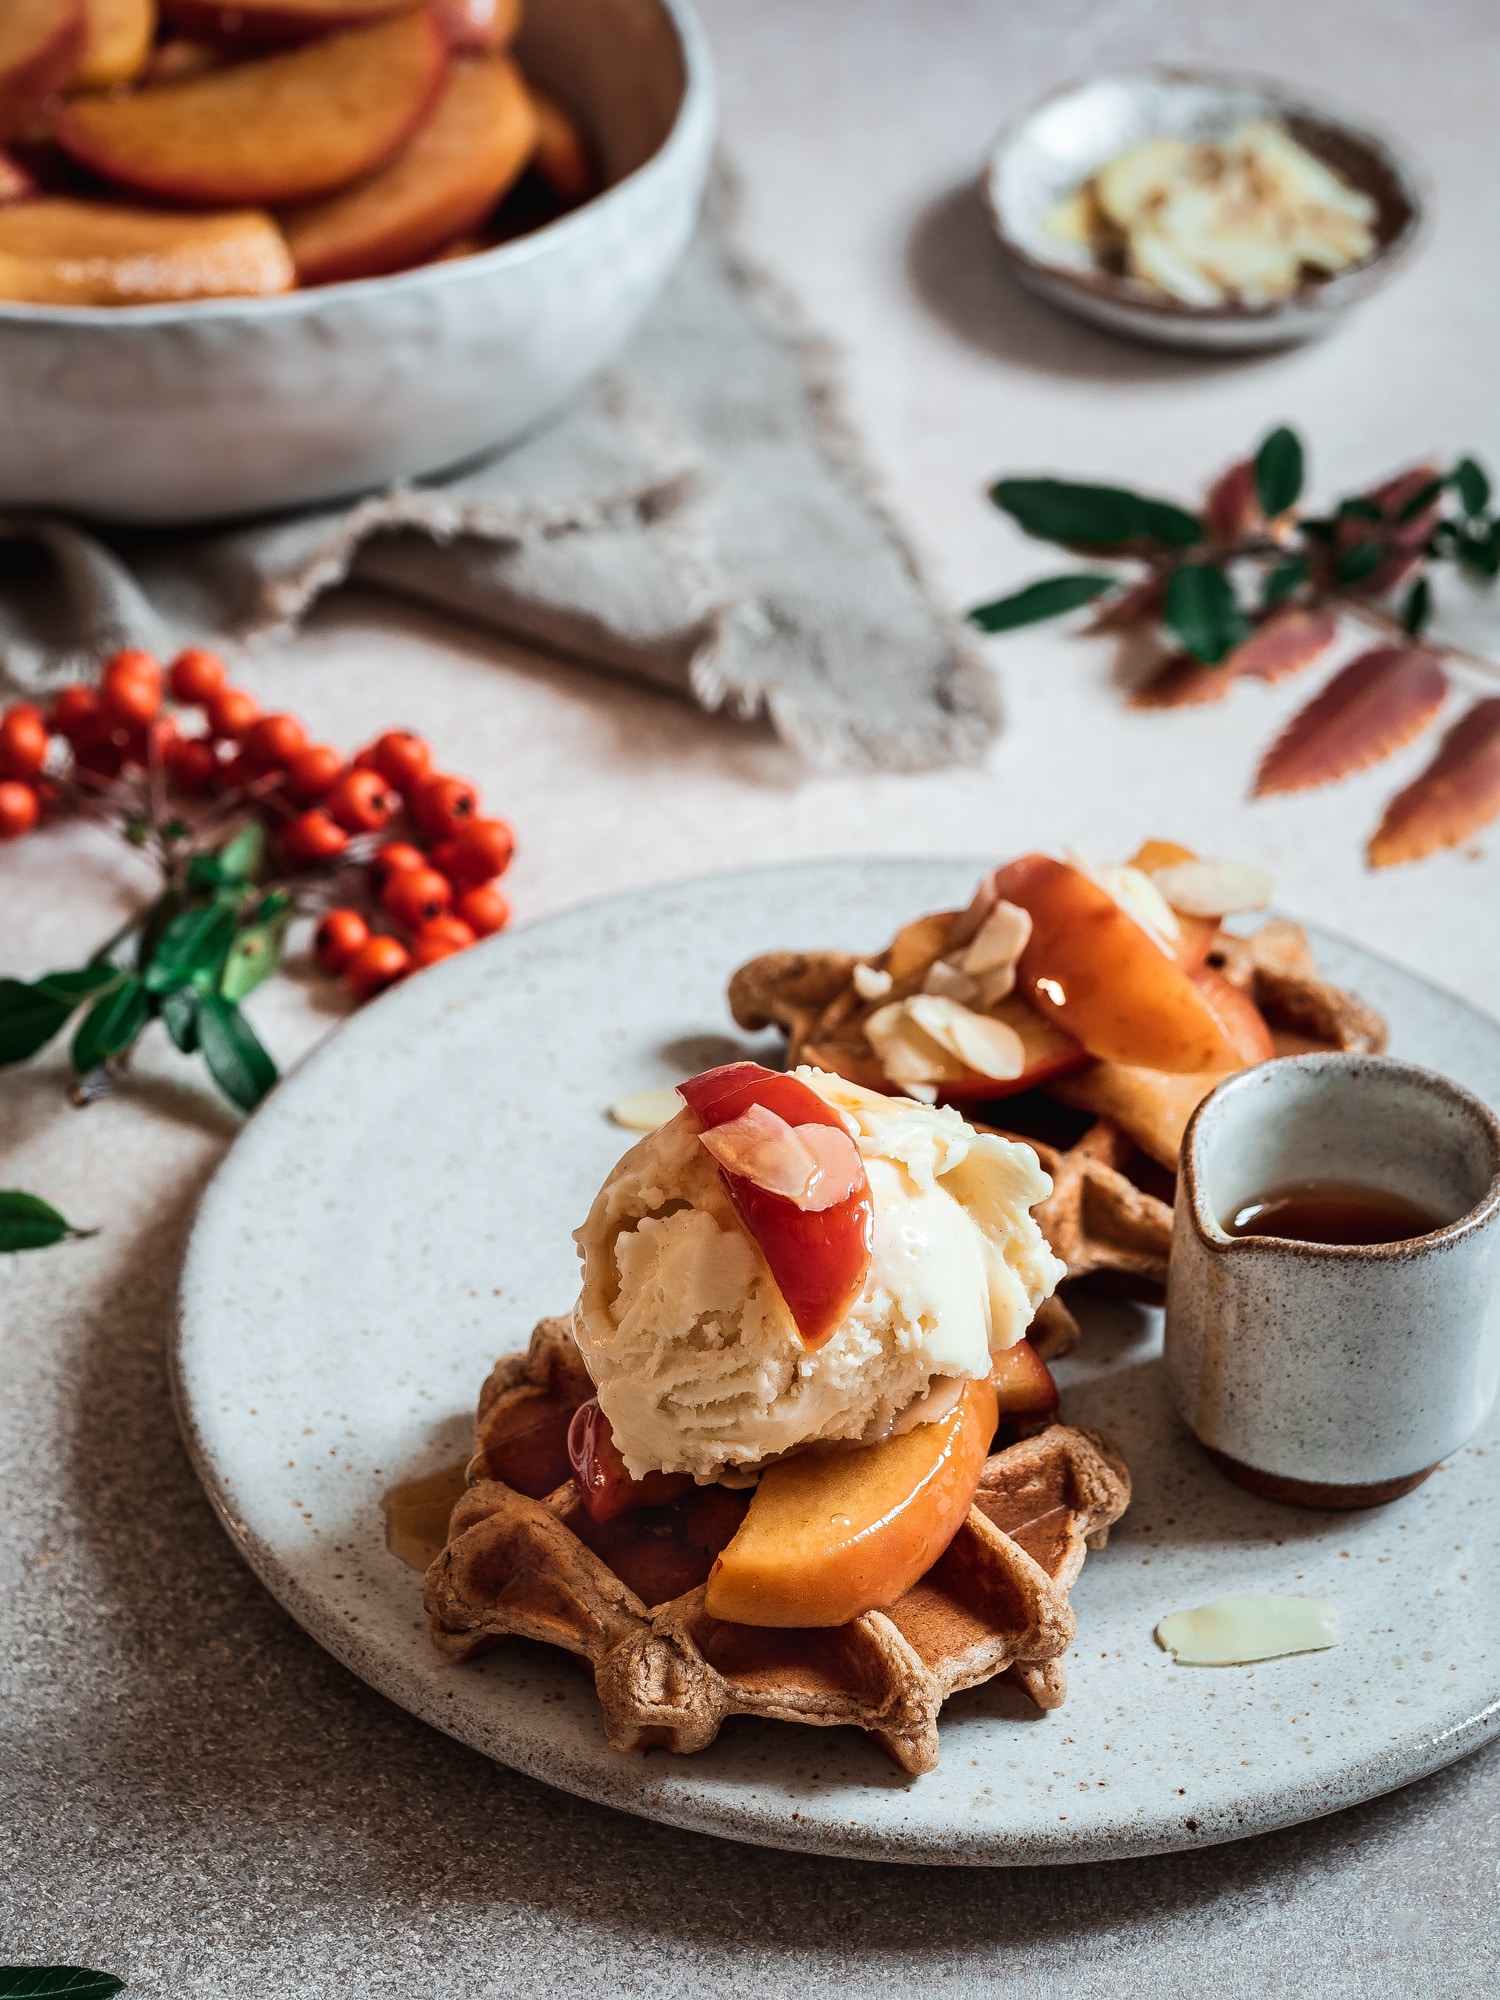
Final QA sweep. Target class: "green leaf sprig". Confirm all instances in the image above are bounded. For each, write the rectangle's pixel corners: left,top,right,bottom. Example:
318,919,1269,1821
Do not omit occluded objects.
967,428,1500,866
0,1974,124,1998
0,815,281,1113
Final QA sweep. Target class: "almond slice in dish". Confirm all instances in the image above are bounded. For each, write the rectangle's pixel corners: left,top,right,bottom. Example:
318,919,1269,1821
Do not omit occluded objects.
852,962,892,1000
1147,857,1274,918
921,957,981,1004
863,1001,957,1089
609,1086,683,1131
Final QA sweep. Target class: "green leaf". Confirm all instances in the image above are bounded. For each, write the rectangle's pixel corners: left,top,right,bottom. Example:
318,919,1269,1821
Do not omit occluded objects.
142,901,238,997
1262,556,1311,607
186,853,226,894
0,1972,125,1998
1336,497,1383,522
1254,427,1303,517
34,966,124,1005
219,915,289,1004
1457,523,1500,581
197,993,277,1113
0,982,73,1067
1396,477,1445,524
0,1192,94,1254
1336,541,1384,587
161,987,199,1055
1163,564,1250,665
967,572,1118,632
990,478,1202,550
216,820,266,882
1298,517,1335,544
71,977,148,1075
1402,575,1432,637
1453,456,1491,518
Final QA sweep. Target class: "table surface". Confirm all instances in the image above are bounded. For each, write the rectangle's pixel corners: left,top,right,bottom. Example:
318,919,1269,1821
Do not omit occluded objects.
5,1,1500,1992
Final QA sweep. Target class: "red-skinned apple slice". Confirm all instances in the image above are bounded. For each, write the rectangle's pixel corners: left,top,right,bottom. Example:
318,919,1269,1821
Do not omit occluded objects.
704,1375,999,1627
678,1062,873,1351
989,853,1248,1074
990,1337,1059,1420
0,0,85,143
1192,964,1274,1066
566,1397,692,1524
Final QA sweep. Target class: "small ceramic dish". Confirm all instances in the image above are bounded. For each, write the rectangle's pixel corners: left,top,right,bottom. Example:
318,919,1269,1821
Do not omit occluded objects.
983,67,1424,352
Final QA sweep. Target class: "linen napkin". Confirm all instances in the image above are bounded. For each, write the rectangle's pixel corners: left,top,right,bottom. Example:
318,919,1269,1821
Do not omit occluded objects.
0,191,999,772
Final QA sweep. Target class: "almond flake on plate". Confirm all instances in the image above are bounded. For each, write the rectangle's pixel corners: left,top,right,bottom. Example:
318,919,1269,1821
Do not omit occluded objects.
609,1086,684,1131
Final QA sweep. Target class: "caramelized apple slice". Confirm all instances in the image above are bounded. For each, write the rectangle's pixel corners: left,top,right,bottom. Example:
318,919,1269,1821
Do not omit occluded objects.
529,86,596,204
75,0,154,88
567,1397,692,1524
1193,964,1274,1066
679,1062,873,1350
281,54,534,283
0,197,295,302
704,1376,999,1627
990,853,1247,1074
990,1337,1059,1420
55,11,446,206
0,0,84,141
159,0,418,44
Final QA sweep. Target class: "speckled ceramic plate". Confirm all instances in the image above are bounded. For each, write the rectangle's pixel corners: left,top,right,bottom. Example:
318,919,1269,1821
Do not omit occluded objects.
172,861,1500,1865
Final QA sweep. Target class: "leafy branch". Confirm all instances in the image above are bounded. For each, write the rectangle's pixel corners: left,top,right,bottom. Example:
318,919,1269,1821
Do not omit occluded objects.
0,1190,95,1253
968,429,1500,865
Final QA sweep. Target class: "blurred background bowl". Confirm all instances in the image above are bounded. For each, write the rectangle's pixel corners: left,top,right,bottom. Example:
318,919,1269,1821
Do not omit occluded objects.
984,67,1423,353
0,0,714,525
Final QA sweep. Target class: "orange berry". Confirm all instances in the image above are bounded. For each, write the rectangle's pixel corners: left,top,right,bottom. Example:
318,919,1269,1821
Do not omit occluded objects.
412,773,478,838
166,735,219,794
325,766,396,834
352,742,382,771
217,747,255,790
369,840,426,893
0,780,38,838
100,649,163,727
315,907,370,974
0,702,48,779
168,646,228,705
281,807,348,865
432,816,514,888
455,883,511,937
382,864,451,928
31,776,62,818
285,744,345,804
205,686,261,740
411,914,476,967
244,711,309,774
371,729,432,792
346,934,410,1001
49,684,99,741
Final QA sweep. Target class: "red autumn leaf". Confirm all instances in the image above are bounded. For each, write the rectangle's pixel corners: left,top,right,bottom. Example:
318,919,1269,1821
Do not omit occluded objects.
1131,651,1238,707
1337,464,1443,596
1253,645,1449,797
1225,604,1339,683
1203,459,1261,545
1368,697,1500,867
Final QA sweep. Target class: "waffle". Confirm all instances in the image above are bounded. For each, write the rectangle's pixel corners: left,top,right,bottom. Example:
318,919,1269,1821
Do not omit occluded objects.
729,911,1386,1277
425,1318,1131,1774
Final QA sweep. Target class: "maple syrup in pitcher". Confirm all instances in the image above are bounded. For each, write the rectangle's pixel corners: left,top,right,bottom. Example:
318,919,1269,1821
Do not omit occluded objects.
1223,1179,1446,1245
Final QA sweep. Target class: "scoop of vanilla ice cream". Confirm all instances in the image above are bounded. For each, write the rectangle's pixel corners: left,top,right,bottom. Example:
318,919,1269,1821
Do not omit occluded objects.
572,1068,1065,1481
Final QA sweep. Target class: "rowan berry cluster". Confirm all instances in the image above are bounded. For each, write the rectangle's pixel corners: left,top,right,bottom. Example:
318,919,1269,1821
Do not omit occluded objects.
1,644,514,1009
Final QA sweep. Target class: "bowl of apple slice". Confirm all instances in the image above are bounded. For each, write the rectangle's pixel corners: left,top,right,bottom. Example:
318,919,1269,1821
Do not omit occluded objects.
0,0,714,522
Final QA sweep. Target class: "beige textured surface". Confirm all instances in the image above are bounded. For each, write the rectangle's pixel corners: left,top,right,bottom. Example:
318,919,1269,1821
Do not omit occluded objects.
4,0,1500,1990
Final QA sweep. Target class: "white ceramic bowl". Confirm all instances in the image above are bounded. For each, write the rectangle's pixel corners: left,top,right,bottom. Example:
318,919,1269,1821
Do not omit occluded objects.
0,0,714,525
984,67,1424,353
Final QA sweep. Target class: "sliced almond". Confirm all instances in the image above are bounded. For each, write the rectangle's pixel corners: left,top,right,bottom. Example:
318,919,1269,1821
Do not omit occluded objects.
864,1001,962,1087
609,1086,684,1131
697,1102,864,1213
921,956,981,1004
962,898,1032,977
904,995,1026,1081
852,962,893,1000
1147,857,1274,918
1075,855,1180,952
